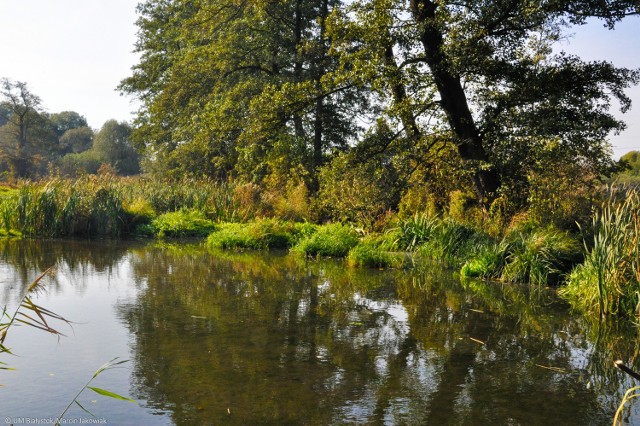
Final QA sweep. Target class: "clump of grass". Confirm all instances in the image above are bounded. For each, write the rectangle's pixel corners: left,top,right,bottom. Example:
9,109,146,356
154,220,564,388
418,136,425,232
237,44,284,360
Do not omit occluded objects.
395,213,439,251
460,227,580,285
0,178,128,238
123,198,156,226
141,210,215,238
291,223,360,257
207,218,302,250
500,228,580,285
560,187,640,318
347,238,402,268
419,220,483,266
460,242,507,279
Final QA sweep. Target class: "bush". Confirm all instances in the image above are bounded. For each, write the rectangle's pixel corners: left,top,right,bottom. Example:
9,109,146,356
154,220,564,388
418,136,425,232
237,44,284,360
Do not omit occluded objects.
418,220,485,267
460,242,507,279
317,153,400,228
291,223,360,257
500,228,580,285
460,227,580,285
394,213,439,251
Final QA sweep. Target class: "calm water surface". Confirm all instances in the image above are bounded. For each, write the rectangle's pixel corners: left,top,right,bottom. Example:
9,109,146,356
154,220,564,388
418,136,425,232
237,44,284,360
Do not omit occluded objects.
1,239,639,425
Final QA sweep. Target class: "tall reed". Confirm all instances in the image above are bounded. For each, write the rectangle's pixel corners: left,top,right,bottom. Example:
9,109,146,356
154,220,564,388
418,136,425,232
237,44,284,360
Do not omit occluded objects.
559,187,640,318
0,176,247,238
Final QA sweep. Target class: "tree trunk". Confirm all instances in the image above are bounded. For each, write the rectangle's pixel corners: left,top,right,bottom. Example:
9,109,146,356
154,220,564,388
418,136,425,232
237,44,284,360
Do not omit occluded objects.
310,0,330,192
382,36,421,142
410,0,500,205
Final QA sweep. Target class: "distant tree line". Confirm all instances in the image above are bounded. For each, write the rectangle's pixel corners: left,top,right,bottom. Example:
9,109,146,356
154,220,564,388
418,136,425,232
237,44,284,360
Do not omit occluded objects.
0,78,140,179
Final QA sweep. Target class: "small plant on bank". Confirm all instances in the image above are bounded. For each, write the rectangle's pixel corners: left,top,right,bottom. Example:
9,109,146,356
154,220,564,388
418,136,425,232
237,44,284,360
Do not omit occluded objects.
394,213,439,251
207,219,307,250
460,242,508,279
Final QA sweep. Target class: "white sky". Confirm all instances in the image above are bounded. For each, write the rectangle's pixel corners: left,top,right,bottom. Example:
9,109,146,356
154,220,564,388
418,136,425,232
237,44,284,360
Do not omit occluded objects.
0,1,638,159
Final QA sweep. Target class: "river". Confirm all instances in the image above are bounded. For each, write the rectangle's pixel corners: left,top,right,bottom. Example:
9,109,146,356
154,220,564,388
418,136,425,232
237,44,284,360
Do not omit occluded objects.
0,239,638,425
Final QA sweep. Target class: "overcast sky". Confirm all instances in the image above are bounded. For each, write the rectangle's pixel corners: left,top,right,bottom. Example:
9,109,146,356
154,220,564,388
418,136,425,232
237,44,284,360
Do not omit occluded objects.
0,1,638,159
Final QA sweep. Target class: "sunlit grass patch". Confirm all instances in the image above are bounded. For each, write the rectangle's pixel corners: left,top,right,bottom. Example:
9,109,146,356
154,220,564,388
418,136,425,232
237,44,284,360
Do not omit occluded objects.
207,219,303,250
291,223,360,257
141,210,215,238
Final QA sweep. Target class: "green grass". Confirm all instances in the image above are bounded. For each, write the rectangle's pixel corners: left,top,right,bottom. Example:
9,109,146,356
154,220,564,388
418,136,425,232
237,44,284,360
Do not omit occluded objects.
291,223,360,257
0,177,244,238
559,187,640,318
140,210,216,238
394,213,439,251
460,227,580,285
207,219,310,250
460,242,506,279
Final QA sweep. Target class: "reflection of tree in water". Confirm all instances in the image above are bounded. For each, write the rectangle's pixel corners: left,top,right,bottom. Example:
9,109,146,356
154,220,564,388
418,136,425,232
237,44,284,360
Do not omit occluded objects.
120,245,633,425
0,239,132,303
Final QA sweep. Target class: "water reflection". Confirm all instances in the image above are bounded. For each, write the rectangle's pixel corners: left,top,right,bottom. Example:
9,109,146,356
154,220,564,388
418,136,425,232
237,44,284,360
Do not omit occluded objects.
0,238,133,303
1,240,639,424
120,244,636,425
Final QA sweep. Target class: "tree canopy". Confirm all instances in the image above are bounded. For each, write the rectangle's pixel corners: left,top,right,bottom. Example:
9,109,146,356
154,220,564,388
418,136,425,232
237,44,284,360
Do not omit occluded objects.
116,1,629,210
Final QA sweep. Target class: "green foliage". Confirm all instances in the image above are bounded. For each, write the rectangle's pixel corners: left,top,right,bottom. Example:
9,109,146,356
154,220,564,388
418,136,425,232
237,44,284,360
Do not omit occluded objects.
500,228,580,285
317,152,400,227
121,0,359,184
58,126,93,155
460,242,507,279
417,220,483,267
142,210,215,238
291,223,360,257
92,120,140,176
207,219,307,250
460,227,580,285
59,149,102,176
394,213,440,251
560,188,640,318
615,151,640,184
0,177,243,238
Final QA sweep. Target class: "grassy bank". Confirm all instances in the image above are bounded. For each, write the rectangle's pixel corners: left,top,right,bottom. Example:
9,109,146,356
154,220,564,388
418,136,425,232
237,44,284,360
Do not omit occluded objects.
7,175,640,321
0,176,243,238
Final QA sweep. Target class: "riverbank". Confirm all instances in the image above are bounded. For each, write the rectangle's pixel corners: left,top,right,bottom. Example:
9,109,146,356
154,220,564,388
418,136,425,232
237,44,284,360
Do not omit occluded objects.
1,176,638,320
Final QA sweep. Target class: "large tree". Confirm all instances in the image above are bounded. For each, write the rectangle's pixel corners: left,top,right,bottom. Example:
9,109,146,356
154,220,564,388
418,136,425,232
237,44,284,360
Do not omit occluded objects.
92,120,140,176
0,78,57,178
327,0,639,205
120,0,365,187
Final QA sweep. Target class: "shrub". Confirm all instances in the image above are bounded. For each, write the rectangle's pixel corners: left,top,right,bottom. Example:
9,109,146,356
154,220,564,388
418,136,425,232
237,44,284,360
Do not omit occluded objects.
460,242,507,279
291,223,360,257
317,153,400,228
394,213,439,251
500,228,580,285
418,220,484,267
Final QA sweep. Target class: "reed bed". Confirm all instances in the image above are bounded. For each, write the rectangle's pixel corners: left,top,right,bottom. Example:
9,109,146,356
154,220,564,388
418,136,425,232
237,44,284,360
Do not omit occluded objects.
0,176,247,238
560,187,640,318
